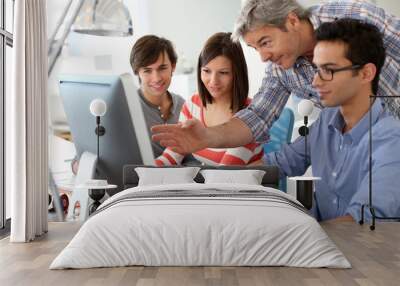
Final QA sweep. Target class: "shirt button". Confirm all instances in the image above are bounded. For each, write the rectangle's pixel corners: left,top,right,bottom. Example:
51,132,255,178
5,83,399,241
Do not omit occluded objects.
332,172,337,177
333,198,337,204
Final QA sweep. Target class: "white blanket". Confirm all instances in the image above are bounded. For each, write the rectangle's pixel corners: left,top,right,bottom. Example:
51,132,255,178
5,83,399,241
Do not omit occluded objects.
50,183,351,269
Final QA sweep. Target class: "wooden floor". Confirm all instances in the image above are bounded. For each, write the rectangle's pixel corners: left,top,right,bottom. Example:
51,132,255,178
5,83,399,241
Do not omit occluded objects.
0,221,399,286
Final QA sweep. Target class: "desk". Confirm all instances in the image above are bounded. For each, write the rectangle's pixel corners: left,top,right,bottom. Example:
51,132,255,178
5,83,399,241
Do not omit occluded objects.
0,221,399,285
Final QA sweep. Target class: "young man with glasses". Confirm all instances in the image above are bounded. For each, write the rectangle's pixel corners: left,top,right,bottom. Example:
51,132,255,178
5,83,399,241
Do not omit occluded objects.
264,19,400,222
152,0,400,158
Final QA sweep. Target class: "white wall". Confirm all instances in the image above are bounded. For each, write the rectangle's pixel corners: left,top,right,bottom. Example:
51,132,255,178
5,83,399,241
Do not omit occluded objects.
145,0,241,70
376,0,400,16
48,0,241,79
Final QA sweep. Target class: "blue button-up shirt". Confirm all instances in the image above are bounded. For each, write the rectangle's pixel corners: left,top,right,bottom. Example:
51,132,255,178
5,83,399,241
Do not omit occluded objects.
265,99,400,221
236,0,400,142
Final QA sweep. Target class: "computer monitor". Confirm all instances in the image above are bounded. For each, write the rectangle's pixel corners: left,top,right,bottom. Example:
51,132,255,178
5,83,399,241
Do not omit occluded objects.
59,73,155,195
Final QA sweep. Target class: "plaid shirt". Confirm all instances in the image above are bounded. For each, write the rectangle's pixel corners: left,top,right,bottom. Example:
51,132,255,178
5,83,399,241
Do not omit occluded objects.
235,0,400,142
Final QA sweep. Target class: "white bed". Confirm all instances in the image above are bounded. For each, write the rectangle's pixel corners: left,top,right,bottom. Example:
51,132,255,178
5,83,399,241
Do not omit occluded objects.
50,183,351,269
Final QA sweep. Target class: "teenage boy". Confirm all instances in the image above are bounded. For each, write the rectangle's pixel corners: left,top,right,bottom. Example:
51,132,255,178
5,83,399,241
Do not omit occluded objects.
72,35,184,174
129,35,184,157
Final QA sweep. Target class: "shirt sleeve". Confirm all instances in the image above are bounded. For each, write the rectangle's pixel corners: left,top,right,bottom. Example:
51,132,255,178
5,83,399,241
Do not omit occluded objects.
264,118,318,178
264,137,311,178
155,148,185,166
346,134,400,222
154,99,192,166
235,65,290,143
219,143,264,165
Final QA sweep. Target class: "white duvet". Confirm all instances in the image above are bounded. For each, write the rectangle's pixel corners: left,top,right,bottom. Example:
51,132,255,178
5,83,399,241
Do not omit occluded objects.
50,183,351,269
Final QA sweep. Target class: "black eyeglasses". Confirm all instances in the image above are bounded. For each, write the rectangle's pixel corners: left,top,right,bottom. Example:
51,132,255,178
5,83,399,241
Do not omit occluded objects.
313,64,363,81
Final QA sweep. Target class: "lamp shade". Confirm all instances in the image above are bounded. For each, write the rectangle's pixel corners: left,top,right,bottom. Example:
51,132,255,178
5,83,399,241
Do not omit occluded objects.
298,99,314,117
72,0,133,37
90,99,107,117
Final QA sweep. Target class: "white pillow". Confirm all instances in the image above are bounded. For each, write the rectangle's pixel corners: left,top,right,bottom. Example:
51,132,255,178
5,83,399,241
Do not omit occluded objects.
200,169,266,185
135,167,201,186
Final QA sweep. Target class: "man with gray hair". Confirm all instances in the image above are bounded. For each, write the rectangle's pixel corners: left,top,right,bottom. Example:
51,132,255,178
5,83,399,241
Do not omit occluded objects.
152,0,400,156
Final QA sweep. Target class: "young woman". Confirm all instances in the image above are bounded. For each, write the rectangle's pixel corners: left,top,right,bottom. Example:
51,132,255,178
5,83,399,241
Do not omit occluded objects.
155,32,263,166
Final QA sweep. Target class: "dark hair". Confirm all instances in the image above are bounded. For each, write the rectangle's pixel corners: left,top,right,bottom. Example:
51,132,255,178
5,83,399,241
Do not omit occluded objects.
315,18,386,95
197,32,249,112
130,35,178,74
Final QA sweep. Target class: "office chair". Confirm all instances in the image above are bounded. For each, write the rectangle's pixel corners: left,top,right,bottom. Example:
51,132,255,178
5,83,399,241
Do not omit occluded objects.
263,107,295,192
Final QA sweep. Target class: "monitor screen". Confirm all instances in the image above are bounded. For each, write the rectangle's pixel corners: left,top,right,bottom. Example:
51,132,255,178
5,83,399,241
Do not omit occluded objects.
59,73,155,195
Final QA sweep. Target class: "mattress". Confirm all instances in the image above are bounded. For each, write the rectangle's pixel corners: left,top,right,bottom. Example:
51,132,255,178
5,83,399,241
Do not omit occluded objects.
50,183,351,269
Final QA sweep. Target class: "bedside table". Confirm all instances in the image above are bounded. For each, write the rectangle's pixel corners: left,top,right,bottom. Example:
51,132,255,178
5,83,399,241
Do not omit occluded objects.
75,184,117,215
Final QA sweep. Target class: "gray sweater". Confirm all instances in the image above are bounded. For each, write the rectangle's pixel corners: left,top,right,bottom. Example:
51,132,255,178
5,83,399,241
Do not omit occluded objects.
137,89,185,157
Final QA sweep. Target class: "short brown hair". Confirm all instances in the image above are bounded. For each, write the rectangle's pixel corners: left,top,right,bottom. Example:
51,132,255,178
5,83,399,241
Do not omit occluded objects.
130,35,177,74
197,32,249,113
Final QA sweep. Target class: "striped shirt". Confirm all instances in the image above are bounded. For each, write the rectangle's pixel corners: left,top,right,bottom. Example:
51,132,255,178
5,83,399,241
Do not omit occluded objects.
236,0,400,143
155,94,264,166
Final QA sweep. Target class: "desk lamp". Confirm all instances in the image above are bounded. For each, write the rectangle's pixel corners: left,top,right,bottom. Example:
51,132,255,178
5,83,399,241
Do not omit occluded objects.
88,99,107,213
298,99,314,167
295,99,315,210
90,99,107,160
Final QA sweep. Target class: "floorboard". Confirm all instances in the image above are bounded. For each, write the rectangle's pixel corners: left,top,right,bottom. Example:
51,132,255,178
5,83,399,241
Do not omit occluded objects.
0,221,399,286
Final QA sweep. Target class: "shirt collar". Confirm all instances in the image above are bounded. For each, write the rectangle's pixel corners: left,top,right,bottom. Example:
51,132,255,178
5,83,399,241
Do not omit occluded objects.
327,98,384,144
292,14,319,69
169,92,181,114
293,9,320,69
294,56,312,69
327,108,342,131
138,88,176,110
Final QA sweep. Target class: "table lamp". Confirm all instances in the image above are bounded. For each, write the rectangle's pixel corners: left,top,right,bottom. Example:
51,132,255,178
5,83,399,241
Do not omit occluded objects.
88,99,107,213
90,99,107,161
298,99,314,167
293,100,316,210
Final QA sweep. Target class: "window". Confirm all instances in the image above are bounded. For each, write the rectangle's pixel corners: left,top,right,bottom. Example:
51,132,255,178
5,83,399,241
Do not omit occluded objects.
5,0,12,33
0,0,13,233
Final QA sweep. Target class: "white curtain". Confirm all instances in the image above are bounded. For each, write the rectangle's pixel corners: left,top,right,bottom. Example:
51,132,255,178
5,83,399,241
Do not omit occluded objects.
8,0,48,242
